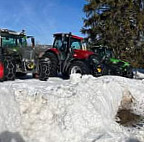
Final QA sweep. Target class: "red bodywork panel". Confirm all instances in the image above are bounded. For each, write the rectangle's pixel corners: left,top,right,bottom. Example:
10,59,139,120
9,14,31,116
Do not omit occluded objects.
72,35,83,40
73,49,94,59
48,48,94,60
0,62,4,79
49,48,59,54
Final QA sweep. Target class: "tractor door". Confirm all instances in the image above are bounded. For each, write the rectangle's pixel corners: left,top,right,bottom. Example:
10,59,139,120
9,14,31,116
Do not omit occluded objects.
53,36,68,61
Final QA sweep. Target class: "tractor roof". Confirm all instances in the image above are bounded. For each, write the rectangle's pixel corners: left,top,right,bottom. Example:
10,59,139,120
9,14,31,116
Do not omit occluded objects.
0,29,26,37
54,33,83,40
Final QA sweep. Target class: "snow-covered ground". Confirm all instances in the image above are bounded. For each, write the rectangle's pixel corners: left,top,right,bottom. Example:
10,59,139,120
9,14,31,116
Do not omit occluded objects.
0,74,144,142
133,69,144,79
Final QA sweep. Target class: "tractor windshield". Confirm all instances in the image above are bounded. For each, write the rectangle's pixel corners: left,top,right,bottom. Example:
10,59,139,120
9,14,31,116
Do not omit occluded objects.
53,35,82,51
105,49,115,58
2,36,27,48
70,38,82,50
92,47,115,59
53,36,63,49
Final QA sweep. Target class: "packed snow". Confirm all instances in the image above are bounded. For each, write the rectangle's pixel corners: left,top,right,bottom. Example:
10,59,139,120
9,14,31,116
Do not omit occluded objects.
0,74,144,142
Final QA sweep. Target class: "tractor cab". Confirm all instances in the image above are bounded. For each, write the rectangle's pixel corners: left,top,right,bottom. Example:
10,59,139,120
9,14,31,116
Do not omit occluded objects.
52,33,83,60
52,33,94,61
91,46,115,60
0,29,35,50
53,33,83,50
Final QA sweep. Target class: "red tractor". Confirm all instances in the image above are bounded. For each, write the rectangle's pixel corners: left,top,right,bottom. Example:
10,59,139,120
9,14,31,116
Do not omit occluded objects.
43,33,102,77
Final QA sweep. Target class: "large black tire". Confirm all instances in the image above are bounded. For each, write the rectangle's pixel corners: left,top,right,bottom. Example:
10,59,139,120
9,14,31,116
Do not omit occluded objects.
4,57,16,81
124,67,134,78
39,58,50,81
45,52,58,77
68,61,90,76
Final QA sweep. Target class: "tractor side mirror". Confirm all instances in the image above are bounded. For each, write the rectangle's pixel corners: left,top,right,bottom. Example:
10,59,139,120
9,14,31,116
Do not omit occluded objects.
0,37,2,47
31,37,35,48
69,47,74,54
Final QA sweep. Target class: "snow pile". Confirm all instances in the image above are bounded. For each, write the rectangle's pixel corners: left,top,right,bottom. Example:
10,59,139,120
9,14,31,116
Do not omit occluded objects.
133,69,144,79
0,75,144,142
0,87,20,133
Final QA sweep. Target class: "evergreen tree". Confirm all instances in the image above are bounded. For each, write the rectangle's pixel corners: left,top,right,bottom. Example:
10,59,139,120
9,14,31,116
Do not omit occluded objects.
82,0,144,68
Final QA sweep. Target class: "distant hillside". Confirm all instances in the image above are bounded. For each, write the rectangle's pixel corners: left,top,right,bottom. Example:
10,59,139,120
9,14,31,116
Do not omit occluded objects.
36,44,52,49
35,44,52,54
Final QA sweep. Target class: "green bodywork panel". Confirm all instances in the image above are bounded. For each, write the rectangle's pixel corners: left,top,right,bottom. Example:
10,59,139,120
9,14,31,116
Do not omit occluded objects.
5,46,20,54
110,58,130,67
91,47,131,68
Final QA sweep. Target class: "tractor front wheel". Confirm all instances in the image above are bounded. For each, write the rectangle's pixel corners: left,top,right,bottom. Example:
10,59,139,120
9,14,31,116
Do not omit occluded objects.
68,61,90,76
39,58,50,81
4,57,16,81
45,52,58,77
124,67,133,78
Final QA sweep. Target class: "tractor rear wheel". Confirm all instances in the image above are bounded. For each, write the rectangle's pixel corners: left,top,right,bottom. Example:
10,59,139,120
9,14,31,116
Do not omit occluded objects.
68,61,90,76
39,58,50,81
45,52,58,77
124,67,133,78
4,57,16,81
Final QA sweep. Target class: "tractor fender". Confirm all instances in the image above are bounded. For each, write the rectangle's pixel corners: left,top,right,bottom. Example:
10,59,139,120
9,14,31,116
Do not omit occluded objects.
0,61,4,80
44,48,60,61
45,48,59,55
64,58,89,73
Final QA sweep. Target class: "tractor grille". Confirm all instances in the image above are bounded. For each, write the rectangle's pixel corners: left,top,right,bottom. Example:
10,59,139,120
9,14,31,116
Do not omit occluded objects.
21,47,34,60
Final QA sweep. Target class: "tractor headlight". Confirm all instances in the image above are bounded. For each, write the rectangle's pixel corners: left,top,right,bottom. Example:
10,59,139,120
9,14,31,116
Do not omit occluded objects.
26,61,35,70
97,67,102,72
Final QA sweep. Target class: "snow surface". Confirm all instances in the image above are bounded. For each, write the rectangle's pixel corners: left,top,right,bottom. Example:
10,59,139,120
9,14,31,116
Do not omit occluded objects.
134,69,144,79
0,74,144,142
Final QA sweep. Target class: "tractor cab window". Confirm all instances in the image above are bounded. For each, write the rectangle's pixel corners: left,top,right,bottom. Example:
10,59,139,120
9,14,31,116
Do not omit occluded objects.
17,37,27,47
2,36,27,47
70,38,82,50
99,49,105,57
53,36,67,60
2,37,16,47
53,38,63,49
105,49,114,58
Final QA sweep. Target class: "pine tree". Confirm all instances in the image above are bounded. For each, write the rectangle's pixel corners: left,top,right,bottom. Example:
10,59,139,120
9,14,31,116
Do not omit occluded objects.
82,0,144,68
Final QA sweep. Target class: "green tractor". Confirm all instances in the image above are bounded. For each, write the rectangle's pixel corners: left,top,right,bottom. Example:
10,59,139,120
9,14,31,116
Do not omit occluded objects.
0,29,50,81
91,46,133,78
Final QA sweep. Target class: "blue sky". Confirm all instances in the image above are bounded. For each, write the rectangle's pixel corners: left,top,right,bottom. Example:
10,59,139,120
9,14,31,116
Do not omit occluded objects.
0,0,85,44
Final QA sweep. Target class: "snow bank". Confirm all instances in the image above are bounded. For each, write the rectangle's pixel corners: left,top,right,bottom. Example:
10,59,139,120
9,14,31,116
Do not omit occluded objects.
133,69,144,79
0,75,144,142
0,86,20,133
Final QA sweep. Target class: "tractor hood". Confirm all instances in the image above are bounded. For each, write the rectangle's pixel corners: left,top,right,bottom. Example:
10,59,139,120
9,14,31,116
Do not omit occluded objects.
110,58,130,67
73,49,94,59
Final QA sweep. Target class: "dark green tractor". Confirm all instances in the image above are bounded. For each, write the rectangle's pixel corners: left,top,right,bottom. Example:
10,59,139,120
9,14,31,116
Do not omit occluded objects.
91,46,133,78
0,29,49,81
